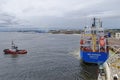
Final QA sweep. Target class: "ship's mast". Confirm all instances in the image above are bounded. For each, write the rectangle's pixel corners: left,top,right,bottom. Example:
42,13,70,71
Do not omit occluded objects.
11,41,15,49
92,18,96,27
91,18,102,52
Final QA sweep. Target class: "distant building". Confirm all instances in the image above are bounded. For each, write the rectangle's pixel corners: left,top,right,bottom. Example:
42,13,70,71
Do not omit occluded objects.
115,33,120,39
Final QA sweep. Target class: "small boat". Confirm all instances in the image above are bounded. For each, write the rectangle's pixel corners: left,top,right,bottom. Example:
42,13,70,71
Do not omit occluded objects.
80,18,109,64
3,41,27,54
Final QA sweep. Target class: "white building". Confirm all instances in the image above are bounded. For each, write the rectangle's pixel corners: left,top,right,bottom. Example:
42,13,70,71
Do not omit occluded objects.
115,33,120,39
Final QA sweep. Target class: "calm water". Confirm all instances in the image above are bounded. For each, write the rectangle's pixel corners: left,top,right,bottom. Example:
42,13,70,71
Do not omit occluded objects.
0,32,98,80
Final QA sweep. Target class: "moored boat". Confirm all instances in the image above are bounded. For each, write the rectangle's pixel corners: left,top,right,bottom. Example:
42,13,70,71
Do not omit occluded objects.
80,18,109,64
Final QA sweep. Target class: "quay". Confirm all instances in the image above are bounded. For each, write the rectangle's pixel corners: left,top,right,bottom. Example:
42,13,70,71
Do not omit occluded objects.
98,38,120,80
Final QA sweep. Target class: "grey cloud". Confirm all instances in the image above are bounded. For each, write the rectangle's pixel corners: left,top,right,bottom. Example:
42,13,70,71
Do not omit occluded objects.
0,13,30,27
0,0,120,29
0,13,18,27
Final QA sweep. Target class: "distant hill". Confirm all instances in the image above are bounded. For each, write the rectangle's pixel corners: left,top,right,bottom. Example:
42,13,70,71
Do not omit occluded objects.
0,28,46,33
48,29,82,34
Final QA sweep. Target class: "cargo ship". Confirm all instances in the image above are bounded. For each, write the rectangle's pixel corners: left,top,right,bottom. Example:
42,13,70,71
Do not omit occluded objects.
80,18,109,64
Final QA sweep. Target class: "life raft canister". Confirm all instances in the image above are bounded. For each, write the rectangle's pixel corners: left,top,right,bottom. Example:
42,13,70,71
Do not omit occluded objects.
100,36,105,47
80,39,85,45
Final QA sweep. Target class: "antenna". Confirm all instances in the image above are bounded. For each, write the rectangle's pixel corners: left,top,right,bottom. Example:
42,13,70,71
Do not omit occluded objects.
12,41,14,45
101,21,102,27
93,18,96,27
92,18,96,27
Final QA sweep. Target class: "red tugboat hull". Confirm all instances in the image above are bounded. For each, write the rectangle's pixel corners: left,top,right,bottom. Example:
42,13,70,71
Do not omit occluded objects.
3,49,27,54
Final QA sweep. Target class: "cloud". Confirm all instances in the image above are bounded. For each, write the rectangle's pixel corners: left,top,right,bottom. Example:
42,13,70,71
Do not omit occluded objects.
0,12,31,27
0,0,120,29
86,11,120,18
0,13,17,27
0,0,104,18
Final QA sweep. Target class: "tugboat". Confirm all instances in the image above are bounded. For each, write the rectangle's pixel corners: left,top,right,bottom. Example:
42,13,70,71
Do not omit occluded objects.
3,41,27,54
80,18,109,64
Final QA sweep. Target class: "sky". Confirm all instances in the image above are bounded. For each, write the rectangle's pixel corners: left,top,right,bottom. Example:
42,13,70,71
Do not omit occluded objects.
0,0,120,29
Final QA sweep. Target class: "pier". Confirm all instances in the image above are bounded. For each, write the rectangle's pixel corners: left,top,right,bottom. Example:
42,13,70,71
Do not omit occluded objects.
106,51,120,80
98,38,120,80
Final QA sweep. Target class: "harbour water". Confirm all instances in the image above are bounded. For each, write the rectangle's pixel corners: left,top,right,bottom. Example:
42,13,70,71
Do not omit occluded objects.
0,32,98,80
